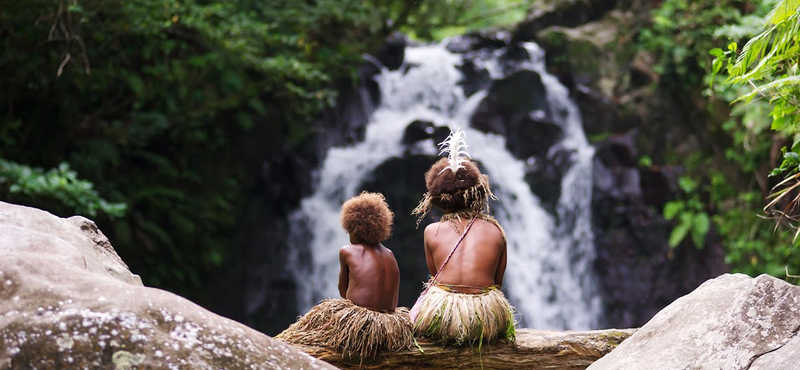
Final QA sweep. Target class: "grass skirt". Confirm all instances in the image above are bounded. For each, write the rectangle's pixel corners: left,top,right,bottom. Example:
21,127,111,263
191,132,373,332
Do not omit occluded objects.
413,285,516,345
275,299,413,358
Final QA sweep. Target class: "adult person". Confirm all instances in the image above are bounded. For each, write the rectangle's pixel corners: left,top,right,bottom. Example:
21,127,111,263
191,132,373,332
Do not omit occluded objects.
410,128,516,345
276,192,413,358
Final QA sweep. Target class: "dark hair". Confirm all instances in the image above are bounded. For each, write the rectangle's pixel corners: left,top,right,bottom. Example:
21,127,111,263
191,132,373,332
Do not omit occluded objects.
425,158,490,213
340,192,394,244
411,158,494,226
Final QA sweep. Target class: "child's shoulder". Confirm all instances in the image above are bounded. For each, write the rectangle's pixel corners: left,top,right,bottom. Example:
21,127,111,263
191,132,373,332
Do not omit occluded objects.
339,243,359,255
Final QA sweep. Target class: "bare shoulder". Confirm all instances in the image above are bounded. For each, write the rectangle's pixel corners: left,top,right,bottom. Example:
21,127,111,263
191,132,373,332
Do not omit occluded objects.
477,219,506,242
339,244,360,257
423,222,441,236
380,244,395,256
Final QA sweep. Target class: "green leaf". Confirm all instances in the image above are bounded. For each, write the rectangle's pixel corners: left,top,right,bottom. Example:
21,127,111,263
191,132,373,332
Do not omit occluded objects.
709,48,724,57
669,223,690,248
664,201,683,220
691,213,710,248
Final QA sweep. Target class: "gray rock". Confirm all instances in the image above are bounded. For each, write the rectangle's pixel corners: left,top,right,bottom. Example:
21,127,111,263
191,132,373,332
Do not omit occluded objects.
0,201,141,286
588,273,800,370
0,201,335,370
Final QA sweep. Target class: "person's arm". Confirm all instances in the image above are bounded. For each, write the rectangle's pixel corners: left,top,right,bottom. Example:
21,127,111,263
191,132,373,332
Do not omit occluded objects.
424,225,437,277
391,252,400,308
494,241,507,288
338,247,349,298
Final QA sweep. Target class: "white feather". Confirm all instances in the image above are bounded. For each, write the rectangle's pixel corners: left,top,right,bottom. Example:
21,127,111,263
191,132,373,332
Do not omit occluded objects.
437,128,470,174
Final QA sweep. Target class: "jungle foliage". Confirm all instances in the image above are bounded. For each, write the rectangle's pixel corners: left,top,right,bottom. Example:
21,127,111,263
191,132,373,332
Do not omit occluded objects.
713,0,800,279
643,0,799,280
0,0,532,304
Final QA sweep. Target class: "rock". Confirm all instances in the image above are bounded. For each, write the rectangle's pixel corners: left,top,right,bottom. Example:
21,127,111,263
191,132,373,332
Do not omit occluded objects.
525,144,575,214
588,274,800,370
0,201,141,286
0,201,335,370
401,119,437,146
536,11,635,98
445,31,508,54
290,328,636,370
471,70,563,159
574,84,618,137
513,0,619,42
374,32,407,71
456,59,492,98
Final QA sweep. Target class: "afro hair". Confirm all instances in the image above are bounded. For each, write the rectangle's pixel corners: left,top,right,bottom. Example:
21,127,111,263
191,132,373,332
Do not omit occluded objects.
340,192,394,244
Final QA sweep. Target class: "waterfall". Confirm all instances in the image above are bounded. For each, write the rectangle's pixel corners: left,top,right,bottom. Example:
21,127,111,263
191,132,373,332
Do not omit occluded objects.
287,40,601,330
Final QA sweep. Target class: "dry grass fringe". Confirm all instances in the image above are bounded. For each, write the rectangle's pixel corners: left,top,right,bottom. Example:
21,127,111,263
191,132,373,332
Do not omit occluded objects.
413,286,516,345
275,299,414,359
413,179,497,227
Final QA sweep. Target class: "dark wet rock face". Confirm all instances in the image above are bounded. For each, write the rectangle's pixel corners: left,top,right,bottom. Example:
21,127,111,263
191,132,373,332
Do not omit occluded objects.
457,59,492,98
375,32,407,71
591,130,727,328
471,70,562,159
445,31,509,54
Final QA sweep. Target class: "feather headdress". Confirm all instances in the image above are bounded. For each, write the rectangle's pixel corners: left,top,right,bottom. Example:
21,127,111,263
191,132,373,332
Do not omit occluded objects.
437,128,470,175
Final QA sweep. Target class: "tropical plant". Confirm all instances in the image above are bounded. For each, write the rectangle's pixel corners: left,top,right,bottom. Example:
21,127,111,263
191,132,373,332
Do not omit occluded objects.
711,0,800,280
0,159,126,218
663,177,711,249
714,0,800,229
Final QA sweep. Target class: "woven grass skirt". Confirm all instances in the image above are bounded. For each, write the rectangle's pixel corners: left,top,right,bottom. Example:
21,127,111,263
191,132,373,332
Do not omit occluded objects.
412,285,516,345
275,298,414,358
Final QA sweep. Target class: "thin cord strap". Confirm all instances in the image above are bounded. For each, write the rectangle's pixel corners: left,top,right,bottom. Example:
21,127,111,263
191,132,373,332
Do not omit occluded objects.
426,215,477,292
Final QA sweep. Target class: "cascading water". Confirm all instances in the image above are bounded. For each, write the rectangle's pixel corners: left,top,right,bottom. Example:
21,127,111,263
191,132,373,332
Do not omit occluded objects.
287,40,601,330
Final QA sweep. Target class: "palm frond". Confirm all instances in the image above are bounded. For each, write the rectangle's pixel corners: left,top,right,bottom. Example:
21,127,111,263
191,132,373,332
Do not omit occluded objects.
733,75,800,103
728,1,800,82
767,0,800,25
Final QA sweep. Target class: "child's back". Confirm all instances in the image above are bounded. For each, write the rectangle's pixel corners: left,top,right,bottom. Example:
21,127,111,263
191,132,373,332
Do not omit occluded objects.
339,243,399,312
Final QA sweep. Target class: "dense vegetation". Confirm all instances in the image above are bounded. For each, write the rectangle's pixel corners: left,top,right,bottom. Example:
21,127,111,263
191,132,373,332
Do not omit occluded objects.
642,0,799,280
0,0,532,305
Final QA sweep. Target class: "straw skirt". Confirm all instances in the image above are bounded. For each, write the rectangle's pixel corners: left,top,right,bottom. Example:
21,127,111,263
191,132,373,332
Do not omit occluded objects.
412,285,516,345
275,299,414,358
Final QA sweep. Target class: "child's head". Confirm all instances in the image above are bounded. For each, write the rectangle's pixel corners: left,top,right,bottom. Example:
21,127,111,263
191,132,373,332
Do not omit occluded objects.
340,192,394,244
423,157,492,214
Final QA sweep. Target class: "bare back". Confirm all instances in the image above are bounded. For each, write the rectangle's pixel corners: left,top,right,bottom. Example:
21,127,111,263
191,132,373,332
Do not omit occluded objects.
424,218,507,293
338,243,400,312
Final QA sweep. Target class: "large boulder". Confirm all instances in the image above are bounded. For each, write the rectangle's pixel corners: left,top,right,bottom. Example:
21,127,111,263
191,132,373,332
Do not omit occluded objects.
0,201,335,370
588,273,800,370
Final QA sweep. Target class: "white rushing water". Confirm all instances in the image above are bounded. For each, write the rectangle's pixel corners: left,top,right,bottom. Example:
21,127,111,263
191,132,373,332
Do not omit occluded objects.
287,41,601,330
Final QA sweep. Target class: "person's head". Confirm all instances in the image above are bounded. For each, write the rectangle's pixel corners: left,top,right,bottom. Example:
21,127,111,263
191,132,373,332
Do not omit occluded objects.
340,191,394,244
413,157,494,224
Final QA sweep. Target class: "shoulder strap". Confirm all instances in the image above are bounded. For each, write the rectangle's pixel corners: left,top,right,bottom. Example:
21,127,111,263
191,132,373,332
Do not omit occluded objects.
429,215,477,285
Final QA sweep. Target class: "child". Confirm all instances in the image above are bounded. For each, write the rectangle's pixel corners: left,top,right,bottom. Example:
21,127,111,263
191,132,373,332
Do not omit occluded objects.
276,192,413,358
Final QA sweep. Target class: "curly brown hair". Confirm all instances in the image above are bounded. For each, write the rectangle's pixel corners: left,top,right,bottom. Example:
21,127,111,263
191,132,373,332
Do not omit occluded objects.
340,192,394,244
412,158,495,225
